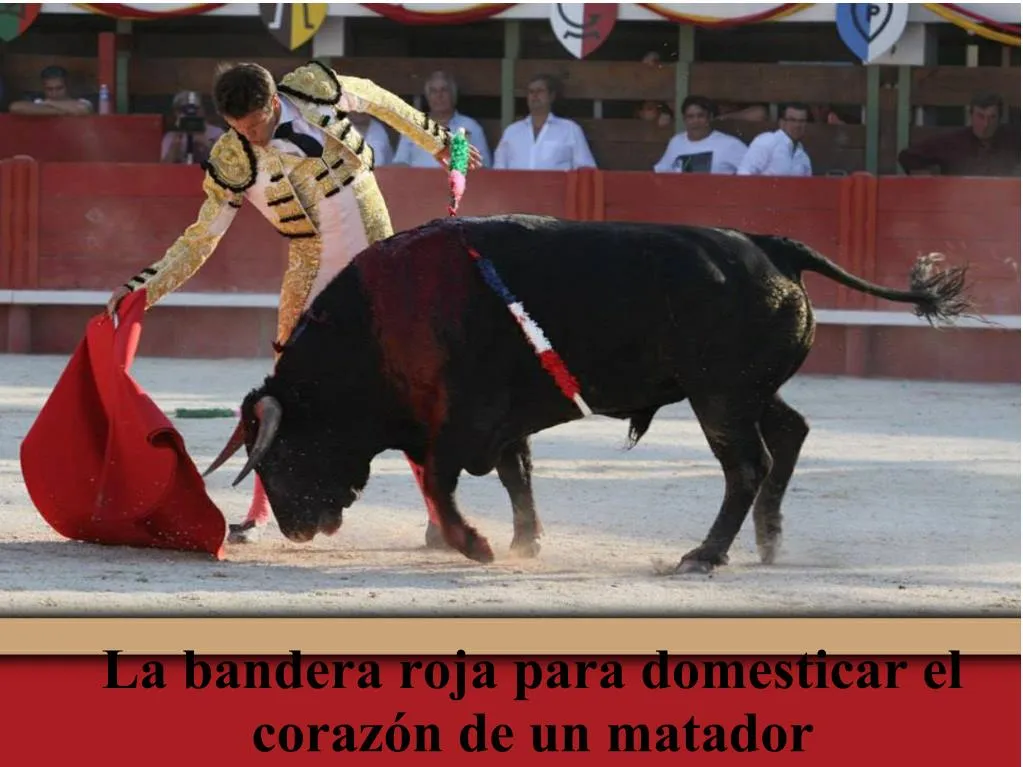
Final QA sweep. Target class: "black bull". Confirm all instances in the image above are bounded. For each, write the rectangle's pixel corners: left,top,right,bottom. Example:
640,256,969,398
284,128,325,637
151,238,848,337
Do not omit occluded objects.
205,214,973,573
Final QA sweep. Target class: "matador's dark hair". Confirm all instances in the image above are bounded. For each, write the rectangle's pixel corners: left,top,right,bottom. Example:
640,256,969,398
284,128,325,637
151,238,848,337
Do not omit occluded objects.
212,62,276,119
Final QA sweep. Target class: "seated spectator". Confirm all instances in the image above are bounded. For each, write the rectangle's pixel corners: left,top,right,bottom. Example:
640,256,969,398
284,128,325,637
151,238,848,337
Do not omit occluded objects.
349,111,394,166
737,102,813,176
160,90,223,165
393,71,490,168
653,95,747,174
898,93,1020,177
637,51,673,128
494,74,596,171
811,103,848,126
9,65,93,116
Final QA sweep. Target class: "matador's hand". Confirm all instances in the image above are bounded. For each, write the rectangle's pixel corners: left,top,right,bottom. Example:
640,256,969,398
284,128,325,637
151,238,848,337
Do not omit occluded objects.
106,285,131,318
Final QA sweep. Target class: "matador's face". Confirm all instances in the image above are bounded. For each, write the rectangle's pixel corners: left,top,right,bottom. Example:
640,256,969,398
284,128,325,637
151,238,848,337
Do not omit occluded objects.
225,93,281,147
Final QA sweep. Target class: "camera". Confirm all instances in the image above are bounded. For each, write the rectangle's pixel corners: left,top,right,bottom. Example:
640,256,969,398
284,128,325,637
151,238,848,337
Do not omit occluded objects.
174,102,206,133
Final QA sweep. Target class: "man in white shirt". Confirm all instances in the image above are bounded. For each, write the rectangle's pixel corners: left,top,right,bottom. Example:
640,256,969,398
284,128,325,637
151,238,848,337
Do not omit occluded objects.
493,74,596,171
393,70,491,168
653,95,747,174
737,102,813,177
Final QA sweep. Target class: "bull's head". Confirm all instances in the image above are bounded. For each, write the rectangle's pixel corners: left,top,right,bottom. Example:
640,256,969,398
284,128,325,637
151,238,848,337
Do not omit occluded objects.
204,385,373,543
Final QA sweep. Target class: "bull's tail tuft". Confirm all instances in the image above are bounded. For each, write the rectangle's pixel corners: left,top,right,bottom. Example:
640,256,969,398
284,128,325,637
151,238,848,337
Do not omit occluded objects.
753,234,986,328
907,253,976,327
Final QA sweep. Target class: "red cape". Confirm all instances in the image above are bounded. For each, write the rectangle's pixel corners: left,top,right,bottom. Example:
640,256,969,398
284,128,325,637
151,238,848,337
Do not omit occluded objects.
19,289,227,558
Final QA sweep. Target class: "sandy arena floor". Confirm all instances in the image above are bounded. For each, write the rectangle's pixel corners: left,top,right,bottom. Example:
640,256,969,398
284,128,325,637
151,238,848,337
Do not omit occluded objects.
0,354,1018,617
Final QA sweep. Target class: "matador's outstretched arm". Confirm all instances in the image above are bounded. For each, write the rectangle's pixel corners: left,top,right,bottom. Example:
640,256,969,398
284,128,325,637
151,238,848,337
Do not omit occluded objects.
337,74,451,158
123,172,243,308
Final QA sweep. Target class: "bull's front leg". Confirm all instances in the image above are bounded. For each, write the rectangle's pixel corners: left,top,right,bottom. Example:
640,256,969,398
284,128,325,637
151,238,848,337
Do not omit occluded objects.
496,437,542,558
420,451,495,564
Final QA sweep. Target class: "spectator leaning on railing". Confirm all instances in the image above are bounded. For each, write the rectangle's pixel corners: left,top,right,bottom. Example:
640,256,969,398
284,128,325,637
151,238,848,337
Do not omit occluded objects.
8,65,93,116
898,92,1020,177
736,102,813,177
653,95,748,174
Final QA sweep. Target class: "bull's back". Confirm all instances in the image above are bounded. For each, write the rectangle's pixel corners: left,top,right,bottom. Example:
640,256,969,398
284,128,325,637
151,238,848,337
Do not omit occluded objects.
462,215,796,336
458,215,810,395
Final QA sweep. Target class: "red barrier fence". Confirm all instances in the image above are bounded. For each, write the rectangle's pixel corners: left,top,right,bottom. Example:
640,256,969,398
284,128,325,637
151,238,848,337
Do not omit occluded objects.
1,158,1019,382
0,115,164,163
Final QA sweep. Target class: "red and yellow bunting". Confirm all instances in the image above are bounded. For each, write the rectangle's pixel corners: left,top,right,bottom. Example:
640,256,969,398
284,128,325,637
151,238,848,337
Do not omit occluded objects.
72,3,224,20
924,3,1021,47
360,3,516,25
638,3,814,27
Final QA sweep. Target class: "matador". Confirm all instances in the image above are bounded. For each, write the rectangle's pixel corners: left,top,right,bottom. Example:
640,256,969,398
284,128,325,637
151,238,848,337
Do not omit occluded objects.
106,61,481,545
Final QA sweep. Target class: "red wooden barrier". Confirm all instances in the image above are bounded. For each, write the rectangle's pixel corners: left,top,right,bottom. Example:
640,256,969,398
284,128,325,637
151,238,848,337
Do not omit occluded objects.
0,115,163,163
375,166,578,230
35,163,286,293
1,160,1018,383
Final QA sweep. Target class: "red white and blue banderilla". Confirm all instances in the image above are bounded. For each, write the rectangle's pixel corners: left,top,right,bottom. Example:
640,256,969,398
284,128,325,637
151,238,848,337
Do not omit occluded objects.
446,128,592,418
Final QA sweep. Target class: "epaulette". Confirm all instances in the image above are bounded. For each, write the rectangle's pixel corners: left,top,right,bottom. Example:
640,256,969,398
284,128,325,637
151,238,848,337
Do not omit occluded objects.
278,60,342,106
203,130,258,193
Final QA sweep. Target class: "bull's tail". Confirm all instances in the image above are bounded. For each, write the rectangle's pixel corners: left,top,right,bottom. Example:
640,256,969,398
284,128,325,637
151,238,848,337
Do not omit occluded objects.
750,234,978,327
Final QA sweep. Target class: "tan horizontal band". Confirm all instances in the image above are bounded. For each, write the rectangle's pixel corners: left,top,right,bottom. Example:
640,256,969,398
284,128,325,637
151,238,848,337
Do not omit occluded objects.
0,618,1017,656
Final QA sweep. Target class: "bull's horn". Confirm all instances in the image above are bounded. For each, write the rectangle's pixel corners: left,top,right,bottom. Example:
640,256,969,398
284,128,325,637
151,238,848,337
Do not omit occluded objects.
202,418,246,477
231,395,283,487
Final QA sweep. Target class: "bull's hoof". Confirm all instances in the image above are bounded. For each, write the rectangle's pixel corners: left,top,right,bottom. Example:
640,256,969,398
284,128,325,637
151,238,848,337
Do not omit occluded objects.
509,535,542,559
466,533,495,564
455,527,494,564
675,546,728,575
757,537,780,565
433,523,494,564
424,522,451,551
227,520,264,545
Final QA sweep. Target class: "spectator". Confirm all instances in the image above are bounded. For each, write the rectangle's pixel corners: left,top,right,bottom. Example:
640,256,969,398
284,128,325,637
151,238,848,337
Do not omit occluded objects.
393,70,491,168
493,74,596,171
737,102,813,176
653,95,747,174
898,93,1020,177
9,65,93,116
160,90,224,165
349,111,394,166
811,103,848,126
637,51,673,128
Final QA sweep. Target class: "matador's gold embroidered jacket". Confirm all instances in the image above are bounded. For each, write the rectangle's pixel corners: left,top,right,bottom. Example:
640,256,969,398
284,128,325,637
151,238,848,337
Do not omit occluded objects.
121,61,452,343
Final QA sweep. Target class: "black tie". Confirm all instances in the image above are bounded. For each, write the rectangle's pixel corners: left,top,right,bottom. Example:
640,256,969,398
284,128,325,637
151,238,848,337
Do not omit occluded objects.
274,121,323,158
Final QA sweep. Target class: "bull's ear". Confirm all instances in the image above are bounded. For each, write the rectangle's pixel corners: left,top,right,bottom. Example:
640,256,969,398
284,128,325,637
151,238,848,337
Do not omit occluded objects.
231,395,283,487
203,418,246,477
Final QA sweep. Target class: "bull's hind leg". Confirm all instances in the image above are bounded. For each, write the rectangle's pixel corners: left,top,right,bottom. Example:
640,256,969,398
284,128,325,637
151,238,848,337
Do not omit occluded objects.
421,448,495,564
752,393,809,564
677,394,772,574
495,437,543,558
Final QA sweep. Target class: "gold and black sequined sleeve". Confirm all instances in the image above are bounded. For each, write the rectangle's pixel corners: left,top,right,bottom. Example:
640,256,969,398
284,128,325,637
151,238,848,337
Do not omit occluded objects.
123,132,253,308
124,172,244,309
338,75,451,157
